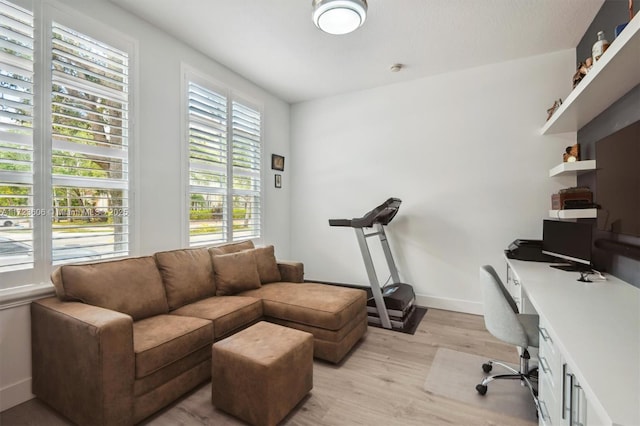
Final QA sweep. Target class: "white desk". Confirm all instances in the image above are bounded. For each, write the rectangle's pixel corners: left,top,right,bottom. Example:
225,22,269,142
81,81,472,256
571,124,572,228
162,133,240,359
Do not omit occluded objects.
505,257,640,426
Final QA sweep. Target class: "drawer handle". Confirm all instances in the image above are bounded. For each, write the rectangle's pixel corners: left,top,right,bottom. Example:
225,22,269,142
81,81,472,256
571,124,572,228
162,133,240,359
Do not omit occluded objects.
539,356,552,376
539,327,552,342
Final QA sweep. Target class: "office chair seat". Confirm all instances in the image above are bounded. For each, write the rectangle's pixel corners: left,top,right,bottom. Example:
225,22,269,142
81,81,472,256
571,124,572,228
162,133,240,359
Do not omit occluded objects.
476,265,540,415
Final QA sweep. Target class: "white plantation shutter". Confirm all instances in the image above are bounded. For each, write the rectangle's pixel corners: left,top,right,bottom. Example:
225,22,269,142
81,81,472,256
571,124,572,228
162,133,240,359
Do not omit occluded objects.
187,78,261,246
188,81,228,245
50,22,130,263
231,101,261,239
0,1,134,289
0,0,34,273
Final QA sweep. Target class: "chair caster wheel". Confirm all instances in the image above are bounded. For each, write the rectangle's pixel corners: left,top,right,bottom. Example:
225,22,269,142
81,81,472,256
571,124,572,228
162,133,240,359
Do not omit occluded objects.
475,384,488,395
482,363,492,373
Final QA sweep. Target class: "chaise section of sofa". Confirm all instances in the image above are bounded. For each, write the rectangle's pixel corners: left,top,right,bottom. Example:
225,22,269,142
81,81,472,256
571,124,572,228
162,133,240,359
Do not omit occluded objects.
205,244,368,363
240,281,367,363
31,240,367,425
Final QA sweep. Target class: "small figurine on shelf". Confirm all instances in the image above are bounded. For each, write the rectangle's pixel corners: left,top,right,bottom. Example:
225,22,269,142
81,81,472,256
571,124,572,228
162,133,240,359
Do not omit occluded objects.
572,57,593,88
546,98,563,121
563,144,580,163
592,30,610,62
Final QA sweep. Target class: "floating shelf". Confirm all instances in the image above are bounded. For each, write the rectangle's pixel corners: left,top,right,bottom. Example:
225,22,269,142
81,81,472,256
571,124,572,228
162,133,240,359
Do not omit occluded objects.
541,14,640,135
549,160,596,177
549,209,597,219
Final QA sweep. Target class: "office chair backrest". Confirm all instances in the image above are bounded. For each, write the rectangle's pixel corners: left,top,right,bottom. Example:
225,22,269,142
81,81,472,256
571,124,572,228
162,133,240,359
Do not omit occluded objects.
479,265,529,348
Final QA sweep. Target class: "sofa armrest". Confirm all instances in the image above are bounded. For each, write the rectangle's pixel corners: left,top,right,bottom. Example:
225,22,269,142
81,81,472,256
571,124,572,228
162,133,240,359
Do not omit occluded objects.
31,297,135,426
277,261,304,283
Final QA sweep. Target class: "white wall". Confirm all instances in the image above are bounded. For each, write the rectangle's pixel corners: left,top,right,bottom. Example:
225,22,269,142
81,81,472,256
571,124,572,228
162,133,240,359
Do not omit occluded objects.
0,304,32,411
290,50,578,313
0,0,291,411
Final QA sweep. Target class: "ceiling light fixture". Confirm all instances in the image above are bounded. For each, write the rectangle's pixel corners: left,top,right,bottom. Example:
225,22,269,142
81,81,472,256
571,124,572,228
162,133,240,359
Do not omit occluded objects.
312,0,368,35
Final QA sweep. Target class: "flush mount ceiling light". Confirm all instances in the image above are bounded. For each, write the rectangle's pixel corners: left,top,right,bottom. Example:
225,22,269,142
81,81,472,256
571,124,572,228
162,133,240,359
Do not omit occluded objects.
312,0,368,35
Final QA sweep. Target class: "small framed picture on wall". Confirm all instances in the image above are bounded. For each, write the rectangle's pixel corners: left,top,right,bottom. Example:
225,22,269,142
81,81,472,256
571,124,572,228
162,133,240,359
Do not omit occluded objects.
274,174,282,188
271,154,285,171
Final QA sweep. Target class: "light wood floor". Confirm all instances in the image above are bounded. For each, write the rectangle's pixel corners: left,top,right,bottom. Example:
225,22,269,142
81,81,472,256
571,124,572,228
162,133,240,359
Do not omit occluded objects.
0,309,536,426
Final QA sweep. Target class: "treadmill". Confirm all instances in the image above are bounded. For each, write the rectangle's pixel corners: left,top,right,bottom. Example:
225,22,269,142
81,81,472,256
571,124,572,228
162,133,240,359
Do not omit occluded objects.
329,198,416,330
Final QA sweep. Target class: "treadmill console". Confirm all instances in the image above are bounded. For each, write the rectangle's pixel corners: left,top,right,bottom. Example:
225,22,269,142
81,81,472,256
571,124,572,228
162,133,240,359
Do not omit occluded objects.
329,197,401,228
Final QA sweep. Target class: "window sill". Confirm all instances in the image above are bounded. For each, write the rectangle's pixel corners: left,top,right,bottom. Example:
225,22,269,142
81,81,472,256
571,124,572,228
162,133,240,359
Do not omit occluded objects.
0,283,55,310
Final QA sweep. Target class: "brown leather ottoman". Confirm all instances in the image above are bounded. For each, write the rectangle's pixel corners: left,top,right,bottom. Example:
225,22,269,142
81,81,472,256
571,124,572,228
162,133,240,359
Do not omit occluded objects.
211,321,313,426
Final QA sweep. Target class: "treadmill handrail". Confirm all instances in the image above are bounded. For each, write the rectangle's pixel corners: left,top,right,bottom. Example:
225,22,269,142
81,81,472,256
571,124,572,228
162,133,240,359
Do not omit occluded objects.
328,197,402,228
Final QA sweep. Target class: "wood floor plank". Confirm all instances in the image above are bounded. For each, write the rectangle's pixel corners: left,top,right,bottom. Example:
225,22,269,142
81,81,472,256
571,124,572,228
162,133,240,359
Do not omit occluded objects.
0,309,536,426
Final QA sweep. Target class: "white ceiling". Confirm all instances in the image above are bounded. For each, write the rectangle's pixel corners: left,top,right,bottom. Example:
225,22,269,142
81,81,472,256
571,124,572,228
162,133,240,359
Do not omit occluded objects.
108,0,604,104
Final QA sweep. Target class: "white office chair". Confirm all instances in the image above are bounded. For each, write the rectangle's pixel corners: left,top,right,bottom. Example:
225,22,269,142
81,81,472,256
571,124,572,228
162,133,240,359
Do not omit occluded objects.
476,265,539,411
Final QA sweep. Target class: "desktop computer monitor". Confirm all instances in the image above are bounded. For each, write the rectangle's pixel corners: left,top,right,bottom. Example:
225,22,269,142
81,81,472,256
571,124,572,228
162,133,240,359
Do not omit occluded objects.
542,220,593,271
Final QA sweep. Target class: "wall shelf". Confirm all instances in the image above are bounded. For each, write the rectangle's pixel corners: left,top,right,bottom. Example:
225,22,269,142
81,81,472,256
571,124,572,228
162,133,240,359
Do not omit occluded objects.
541,14,640,135
549,160,596,177
549,209,597,219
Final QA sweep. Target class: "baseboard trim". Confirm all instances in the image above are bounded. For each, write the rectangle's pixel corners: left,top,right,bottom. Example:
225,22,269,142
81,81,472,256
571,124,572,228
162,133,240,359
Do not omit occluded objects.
0,378,34,412
415,294,483,316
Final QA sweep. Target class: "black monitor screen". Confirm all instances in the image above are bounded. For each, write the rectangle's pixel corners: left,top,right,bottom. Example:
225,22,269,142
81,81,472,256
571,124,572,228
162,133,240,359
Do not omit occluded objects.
596,121,640,237
542,220,593,265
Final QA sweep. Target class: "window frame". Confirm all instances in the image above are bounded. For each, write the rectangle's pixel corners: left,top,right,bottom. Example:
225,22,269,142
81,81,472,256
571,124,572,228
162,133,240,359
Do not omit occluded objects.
182,66,263,247
0,0,137,291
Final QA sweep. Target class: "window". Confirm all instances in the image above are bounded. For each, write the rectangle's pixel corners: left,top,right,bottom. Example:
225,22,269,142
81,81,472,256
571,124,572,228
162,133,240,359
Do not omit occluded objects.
230,101,261,240
0,0,35,274
187,77,261,246
51,22,130,263
0,0,133,288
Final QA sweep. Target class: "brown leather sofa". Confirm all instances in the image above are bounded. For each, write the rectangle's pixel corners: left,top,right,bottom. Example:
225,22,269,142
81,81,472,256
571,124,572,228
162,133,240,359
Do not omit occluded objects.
31,240,367,425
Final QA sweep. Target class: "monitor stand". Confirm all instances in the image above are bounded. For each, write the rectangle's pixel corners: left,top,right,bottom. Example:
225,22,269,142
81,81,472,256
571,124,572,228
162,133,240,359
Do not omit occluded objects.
550,263,592,272
550,263,594,282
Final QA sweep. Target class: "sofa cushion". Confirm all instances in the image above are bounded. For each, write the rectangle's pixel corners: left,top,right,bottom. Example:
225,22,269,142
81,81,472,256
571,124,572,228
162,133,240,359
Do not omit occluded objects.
240,282,367,331
154,247,216,310
51,257,169,320
133,346,211,397
208,239,254,256
277,261,304,283
132,314,213,379
211,250,261,296
171,296,263,339
267,308,367,343
253,246,281,284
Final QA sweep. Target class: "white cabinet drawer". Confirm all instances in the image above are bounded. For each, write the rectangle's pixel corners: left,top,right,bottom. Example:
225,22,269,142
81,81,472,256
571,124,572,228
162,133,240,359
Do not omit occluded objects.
538,323,562,390
538,371,559,426
506,264,522,309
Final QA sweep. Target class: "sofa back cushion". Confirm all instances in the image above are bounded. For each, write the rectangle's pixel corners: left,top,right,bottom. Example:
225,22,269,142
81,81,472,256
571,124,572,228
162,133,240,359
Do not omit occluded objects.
211,250,261,296
253,245,282,284
51,256,169,320
155,248,216,310
208,239,254,256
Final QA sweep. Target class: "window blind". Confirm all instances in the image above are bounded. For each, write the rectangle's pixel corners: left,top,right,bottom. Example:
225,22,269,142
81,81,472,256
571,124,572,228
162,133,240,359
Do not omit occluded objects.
231,101,261,240
187,80,261,246
50,21,129,263
0,0,34,272
188,81,228,245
